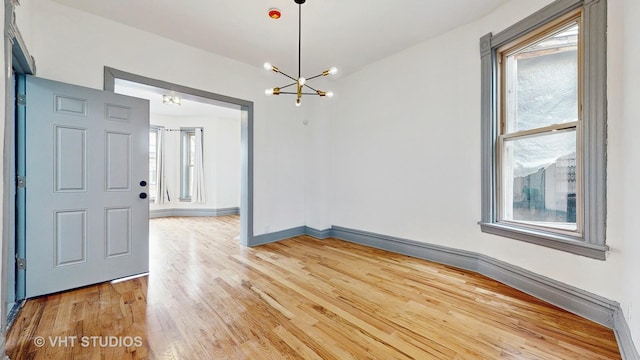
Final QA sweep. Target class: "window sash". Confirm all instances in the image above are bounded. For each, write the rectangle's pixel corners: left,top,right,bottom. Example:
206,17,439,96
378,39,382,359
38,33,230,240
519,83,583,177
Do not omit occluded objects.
496,13,584,237
498,10,583,136
498,126,582,235
500,122,578,140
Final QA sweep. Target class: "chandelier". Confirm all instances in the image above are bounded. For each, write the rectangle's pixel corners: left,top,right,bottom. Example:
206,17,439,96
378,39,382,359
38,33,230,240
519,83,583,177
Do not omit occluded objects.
264,0,337,107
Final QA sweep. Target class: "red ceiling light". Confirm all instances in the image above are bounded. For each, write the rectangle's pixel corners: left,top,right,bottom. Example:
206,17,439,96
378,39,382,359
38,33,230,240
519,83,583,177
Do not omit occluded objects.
268,8,281,19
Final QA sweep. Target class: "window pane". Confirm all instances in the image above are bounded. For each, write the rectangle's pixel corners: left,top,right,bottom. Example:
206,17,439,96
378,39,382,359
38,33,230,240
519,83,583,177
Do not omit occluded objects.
181,131,196,200
188,134,195,198
504,22,579,133
501,130,577,231
149,131,157,186
149,130,158,200
189,134,196,167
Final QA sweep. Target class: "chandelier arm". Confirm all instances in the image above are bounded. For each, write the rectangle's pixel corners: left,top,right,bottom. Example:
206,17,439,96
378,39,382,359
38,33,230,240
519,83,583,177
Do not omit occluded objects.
305,73,324,81
279,82,298,90
302,83,319,92
278,91,320,95
276,70,298,83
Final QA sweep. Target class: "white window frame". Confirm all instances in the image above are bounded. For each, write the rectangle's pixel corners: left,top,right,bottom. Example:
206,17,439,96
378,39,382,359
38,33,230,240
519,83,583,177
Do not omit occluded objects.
479,0,607,260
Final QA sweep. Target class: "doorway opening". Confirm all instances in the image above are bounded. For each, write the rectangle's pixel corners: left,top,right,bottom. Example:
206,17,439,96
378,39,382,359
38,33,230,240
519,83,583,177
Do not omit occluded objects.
114,80,241,221
104,67,254,246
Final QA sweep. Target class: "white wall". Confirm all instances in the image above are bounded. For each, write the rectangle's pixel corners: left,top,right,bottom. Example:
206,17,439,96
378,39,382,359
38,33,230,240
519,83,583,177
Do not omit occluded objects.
303,89,334,231
149,114,241,211
15,0,307,236
318,0,639,346
620,0,640,347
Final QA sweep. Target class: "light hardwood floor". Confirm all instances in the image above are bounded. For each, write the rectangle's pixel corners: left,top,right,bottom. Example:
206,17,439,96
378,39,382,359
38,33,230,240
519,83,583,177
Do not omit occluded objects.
6,216,620,359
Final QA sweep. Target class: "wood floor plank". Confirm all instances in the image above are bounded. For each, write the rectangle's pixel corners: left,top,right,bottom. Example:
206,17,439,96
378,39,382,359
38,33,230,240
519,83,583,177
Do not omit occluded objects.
6,216,621,359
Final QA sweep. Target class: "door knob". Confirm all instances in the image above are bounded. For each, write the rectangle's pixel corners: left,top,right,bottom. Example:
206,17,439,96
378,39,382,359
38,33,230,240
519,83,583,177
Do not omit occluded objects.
140,180,147,187
139,192,148,199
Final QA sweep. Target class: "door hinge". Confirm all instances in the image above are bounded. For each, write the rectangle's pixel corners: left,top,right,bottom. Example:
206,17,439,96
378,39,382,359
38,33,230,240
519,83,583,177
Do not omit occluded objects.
16,175,26,189
16,257,26,270
17,94,26,106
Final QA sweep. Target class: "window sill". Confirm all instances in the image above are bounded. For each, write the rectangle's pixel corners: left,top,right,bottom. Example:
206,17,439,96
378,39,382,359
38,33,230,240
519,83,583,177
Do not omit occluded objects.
479,222,607,260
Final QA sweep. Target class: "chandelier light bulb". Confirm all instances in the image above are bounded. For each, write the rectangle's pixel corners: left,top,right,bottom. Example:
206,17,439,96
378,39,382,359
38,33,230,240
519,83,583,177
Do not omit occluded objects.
298,77,306,85
326,91,334,98
296,98,302,107
263,62,272,71
265,88,274,96
329,67,338,75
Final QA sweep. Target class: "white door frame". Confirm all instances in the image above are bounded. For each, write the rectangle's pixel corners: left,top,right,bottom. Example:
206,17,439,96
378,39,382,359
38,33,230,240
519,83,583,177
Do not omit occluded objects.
103,67,255,246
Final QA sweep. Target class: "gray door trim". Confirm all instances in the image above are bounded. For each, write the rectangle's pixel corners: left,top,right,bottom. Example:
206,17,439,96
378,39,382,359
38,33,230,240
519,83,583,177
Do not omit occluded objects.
3,0,36,338
103,67,254,245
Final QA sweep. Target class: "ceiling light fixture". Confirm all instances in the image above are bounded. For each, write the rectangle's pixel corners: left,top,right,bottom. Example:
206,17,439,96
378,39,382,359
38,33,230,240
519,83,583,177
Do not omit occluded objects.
264,0,336,107
162,95,181,106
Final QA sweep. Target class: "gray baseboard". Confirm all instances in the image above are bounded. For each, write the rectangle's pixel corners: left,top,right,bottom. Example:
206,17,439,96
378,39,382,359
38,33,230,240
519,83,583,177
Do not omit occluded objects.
304,226,332,239
615,307,640,360
250,226,306,246
287,224,638,359
149,207,239,219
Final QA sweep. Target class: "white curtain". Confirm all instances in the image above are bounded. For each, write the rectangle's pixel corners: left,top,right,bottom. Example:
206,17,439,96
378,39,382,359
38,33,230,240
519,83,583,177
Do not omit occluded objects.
156,129,170,203
191,128,206,203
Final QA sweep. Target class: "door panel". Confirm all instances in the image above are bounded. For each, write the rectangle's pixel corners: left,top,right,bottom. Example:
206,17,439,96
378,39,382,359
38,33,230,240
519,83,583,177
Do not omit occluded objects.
25,75,149,298
105,207,132,257
54,126,86,192
54,210,87,266
105,132,131,191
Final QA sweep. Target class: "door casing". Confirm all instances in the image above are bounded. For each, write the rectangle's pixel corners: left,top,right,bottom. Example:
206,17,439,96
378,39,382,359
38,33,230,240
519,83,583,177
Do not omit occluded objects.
3,0,37,330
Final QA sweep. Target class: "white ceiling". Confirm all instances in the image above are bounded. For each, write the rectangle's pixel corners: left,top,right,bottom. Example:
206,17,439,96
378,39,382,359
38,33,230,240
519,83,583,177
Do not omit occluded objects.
114,79,241,119
50,0,508,77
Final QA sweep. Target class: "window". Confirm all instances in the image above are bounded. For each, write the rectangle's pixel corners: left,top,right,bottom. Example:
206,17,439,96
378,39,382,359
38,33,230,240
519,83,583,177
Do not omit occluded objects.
479,0,607,259
180,129,196,201
500,14,580,233
149,127,160,202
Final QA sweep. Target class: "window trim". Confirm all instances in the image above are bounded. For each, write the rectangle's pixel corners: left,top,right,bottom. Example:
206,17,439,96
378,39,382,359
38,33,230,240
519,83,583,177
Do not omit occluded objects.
479,0,607,260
